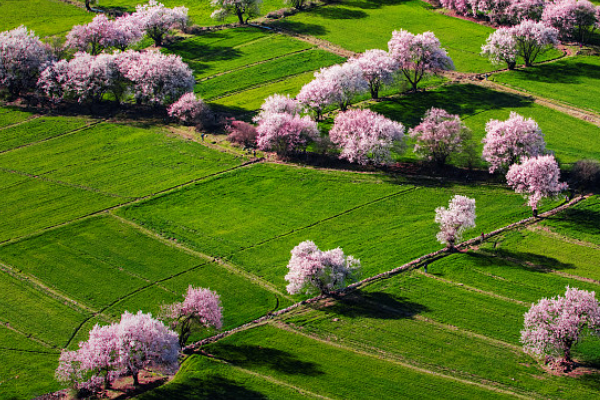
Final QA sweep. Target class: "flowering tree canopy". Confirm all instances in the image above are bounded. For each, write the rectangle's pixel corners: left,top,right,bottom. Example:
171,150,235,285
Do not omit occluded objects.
510,20,558,67
134,0,189,46
227,120,258,149
296,77,337,121
161,286,223,347
482,112,546,174
522,287,600,367
435,195,476,248
254,93,305,123
56,311,180,391
409,107,471,167
256,111,318,156
506,154,568,214
211,0,262,25
481,28,518,69
349,49,398,99
329,109,405,165
542,0,599,44
0,26,50,96
168,92,207,125
315,63,368,111
285,240,361,295
388,30,454,92
66,15,118,55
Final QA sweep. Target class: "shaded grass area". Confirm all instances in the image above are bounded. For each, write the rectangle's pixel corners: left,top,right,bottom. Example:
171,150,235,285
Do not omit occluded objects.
0,171,124,242
0,0,91,37
0,122,243,198
197,49,344,99
202,324,515,399
279,290,600,399
492,56,600,114
540,196,600,246
0,115,93,152
138,356,311,400
0,107,35,127
369,84,600,166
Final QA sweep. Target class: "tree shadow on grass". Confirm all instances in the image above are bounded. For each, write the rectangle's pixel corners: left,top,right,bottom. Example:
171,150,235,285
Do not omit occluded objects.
343,0,413,9
311,7,368,19
207,345,323,376
507,59,600,85
139,376,270,400
270,20,329,36
544,208,600,238
165,40,243,64
322,290,431,319
467,249,576,272
370,84,533,128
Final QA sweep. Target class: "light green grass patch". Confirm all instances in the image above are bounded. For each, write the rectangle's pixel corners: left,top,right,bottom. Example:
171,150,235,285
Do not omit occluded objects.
0,107,35,128
540,195,600,246
0,349,62,400
492,56,600,114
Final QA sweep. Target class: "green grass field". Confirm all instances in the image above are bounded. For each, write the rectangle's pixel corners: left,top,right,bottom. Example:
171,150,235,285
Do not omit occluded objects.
492,56,600,114
0,0,91,37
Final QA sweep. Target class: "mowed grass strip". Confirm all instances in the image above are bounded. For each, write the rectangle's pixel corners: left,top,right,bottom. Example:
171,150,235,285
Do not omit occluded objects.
493,56,600,113
197,50,344,99
137,356,313,400
0,0,91,37
166,29,314,80
0,172,124,242
0,115,93,152
203,324,516,399
540,195,600,246
0,122,242,198
369,84,600,165
117,163,407,257
279,294,600,399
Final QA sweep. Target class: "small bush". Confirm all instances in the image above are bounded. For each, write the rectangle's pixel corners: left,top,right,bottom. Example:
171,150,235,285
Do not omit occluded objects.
226,120,257,150
570,159,600,193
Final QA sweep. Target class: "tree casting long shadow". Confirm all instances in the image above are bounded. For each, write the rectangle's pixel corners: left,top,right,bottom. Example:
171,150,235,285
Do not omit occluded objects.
466,249,576,272
321,290,431,319
506,59,600,85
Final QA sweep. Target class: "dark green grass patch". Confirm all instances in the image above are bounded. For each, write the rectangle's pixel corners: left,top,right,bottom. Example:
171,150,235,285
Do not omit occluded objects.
540,195,600,246
0,115,93,152
138,356,311,400
0,0,91,37
0,349,61,400
0,122,242,198
0,172,124,242
204,324,514,399
280,294,600,399
369,84,600,166
493,56,600,113
0,272,90,347
197,50,344,99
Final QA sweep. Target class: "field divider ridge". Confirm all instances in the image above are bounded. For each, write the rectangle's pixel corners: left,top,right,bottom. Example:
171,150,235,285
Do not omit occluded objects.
270,321,536,400
0,322,57,350
0,115,41,132
526,224,600,250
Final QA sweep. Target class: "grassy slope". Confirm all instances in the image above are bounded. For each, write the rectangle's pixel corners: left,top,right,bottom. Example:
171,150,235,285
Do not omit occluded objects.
0,0,91,37
492,56,600,114
539,196,600,246
369,84,600,166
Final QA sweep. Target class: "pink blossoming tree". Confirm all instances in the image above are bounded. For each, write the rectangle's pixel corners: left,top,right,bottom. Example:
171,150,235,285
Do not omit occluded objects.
285,240,361,295
409,107,471,167
315,63,368,111
435,195,476,249
482,112,546,174
329,109,405,165
296,77,337,121
168,92,207,125
542,0,599,44
226,120,258,150
254,93,305,123
66,15,118,55
388,30,454,92
510,20,559,67
349,49,398,99
256,112,318,156
481,28,518,69
0,26,50,96
521,287,600,369
134,0,189,46
506,154,568,216
161,286,223,348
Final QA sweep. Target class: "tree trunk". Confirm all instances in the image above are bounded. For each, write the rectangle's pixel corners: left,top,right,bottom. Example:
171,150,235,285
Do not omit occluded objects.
507,61,516,70
132,370,140,387
236,9,245,25
85,0,92,11
533,208,538,218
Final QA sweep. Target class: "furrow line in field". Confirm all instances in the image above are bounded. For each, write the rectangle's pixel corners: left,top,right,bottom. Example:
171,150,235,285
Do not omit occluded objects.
0,261,98,316
415,269,529,306
196,48,314,82
234,186,418,254
0,322,56,349
109,213,293,303
0,115,41,132
0,347,60,355
205,356,335,400
526,225,600,250
0,120,106,155
271,321,535,400
0,167,127,199
0,159,262,248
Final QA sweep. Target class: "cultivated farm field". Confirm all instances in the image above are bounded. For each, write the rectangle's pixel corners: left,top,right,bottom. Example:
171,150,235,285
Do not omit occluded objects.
2,0,600,399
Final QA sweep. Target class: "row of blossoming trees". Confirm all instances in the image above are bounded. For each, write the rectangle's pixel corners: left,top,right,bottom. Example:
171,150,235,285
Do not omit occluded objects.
0,1,208,120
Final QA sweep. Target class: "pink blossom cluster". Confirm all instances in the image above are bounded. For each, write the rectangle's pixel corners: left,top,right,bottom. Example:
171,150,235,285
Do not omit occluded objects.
38,50,194,105
506,154,568,211
296,77,339,121
482,112,546,173
542,0,599,44
285,240,361,295
66,14,144,55
162,286,223,347
168,92,207,125
434,195,476,247
348,49,398,99
254,93,305,123
329,109,405,165
388,30,454,92
134,0,189,46
481,28,518,68
409,107,471,166
256,111,318,155
0,26,50,96
521,287,600,363
56,311,180,391
226,120,258,149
